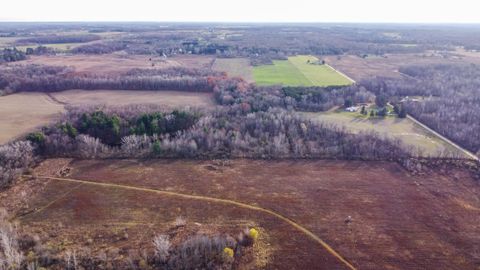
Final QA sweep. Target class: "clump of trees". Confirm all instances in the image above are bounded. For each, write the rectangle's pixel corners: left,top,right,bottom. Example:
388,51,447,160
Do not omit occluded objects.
0,48,26,63
213,78,374,112
25,46,55,56
0,141,34,188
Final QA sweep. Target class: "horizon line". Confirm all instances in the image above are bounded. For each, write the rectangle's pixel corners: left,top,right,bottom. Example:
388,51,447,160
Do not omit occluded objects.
1,20,480,25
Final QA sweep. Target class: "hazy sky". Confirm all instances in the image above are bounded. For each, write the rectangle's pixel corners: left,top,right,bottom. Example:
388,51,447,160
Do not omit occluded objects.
1,0,479,23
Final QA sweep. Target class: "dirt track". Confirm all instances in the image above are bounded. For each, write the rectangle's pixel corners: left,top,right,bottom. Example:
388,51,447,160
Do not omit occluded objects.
11,159,479,270
36,175,357,270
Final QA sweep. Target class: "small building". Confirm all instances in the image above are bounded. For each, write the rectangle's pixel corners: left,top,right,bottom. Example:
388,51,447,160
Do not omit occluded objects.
345,106,358,112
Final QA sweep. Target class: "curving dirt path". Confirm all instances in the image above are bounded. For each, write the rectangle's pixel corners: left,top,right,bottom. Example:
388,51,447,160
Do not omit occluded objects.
37,175,357,270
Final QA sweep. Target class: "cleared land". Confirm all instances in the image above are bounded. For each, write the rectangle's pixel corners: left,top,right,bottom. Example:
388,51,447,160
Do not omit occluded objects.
253,55,353,87
14,54,215,76
8,159,479,270
14,42,90,52
212,58,254,82
322,52,480,81
0,92,64,144
51,89,216,108
305,111,465,157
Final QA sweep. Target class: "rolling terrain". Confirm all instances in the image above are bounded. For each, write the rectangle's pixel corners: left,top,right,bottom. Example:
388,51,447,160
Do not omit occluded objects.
6,159,478,270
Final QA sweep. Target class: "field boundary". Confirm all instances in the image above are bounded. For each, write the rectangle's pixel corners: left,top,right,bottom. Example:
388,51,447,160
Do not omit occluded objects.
35,175,357,270
406,115,478,160
325,63,356,83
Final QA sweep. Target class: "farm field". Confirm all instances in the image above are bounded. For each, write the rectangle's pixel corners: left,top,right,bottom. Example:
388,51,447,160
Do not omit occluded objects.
7,159,479,270
14,54,215,75
322,52,480,81
51,89,216,108
0,92,64,144
253,55,353,87
14,42,90,52
304,111,465,157
212,58,254,82
0,89,214,144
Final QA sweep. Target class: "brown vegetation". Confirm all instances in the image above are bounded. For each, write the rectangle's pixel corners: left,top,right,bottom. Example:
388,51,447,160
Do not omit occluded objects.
2,159,477,269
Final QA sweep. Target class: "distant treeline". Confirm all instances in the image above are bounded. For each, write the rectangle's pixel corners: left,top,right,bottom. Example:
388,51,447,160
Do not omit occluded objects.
15,34,101,45
0,65,222,95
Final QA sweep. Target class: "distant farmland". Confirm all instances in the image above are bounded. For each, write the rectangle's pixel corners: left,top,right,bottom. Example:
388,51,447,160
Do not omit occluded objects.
51,89,216,109
0,93,63,144
253,55,353,87
212,58,254,82
0,90,214,144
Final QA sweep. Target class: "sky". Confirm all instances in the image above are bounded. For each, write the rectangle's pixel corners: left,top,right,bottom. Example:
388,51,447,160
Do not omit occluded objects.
1,0,479,23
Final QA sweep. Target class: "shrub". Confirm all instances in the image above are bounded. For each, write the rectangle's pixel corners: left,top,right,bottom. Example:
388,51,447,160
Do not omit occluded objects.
249,228,259,241
153,235,170,263
0,141,34,188
0,209,23,269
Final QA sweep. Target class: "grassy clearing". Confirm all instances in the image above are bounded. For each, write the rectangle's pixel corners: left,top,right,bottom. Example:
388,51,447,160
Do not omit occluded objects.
212,58,254,82
253,58,311,86
304,110,465,157
253,55,352,87
289,55,353,86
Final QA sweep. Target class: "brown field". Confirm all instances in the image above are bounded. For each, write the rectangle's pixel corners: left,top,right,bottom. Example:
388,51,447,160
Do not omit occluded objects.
13,54,215,76
212,58,254,82
0,92,63,144
323,52,480,81
8,159,479,270
51,89,216,108
0,89,214,144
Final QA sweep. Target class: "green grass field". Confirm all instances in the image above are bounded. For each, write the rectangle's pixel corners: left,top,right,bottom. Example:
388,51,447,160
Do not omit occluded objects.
253,55,353,87
304,110,465,157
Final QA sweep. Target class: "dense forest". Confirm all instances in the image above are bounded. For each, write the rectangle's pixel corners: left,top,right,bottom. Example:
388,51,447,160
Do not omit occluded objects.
25,105,408,160
362,64,480,154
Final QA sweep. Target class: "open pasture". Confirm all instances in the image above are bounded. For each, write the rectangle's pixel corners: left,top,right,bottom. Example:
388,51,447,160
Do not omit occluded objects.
253,55,353,87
